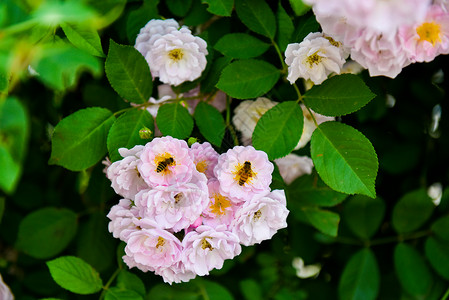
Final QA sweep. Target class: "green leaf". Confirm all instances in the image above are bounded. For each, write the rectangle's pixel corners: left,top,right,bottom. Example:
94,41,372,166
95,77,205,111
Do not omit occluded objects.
126,1,160,43
147,283,198,300
32,1,97,27
49,107,115,171
0,68,8,94
200,56,232,94
240,279,263,300
392,188,434,234
338,248,380,300
61,23,105,57
303,74,376,117
425,237,449,280
293,14,319,43
287,173,347,207
16,207,77,259
235,0,276,39
105,40,153,104
431,215,449,243
0,145,20,193
117,271,146,297
34,45,102,91
47,256,103,295
166,0,193,17
156,102,194,139
288,0,310,16
76,212,115,273
194,102,226,147
276,3,294,52
217,59,280,99
184,0,212,26
202,0,233,16
343,195,385,240
293,206,340,237
252,101,303,160
394,243,433,297
214,33,270,59
311,122,378,198
198,280,235,300
105,287,143,300
0,97,29,162
107,109,154,162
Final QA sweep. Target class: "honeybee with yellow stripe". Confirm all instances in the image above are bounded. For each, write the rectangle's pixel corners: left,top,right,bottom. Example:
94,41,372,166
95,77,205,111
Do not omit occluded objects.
156,157,175,173
237,161,254,186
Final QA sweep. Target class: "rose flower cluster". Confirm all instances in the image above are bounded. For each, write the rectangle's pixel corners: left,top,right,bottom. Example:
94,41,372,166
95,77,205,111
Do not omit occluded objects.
105,136,289,284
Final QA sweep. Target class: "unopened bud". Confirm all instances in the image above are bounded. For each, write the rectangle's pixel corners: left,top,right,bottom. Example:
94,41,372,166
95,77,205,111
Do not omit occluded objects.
139,127,153,139
188,137,199,147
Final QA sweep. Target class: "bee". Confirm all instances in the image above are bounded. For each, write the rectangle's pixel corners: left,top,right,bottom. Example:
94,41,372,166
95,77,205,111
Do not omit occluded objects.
174,193,183,204
156,157,175,173
237,161,253,186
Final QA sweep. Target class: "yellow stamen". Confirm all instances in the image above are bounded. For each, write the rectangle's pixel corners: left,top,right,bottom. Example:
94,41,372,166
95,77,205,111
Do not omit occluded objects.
210,193,231,216
325,36,341,48
168,49,184,61
196,160,208,174
306,52,323,67
156,236,165,248
253,210,262,221
201,238,213,251
417,22,442,46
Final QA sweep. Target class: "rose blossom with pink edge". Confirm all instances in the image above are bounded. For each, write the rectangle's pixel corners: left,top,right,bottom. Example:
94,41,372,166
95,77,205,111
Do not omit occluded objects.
399,4,449,62
0,273,14,300
350,29,411,78
134,171,209,232
154,261,197,284
202,180,240,229
214,146,274,201
138,136,195,187
107,199,140,242
182,225,241,276
106,145,149,199
231,190,289,246
123,227,183,272
190,142,219,181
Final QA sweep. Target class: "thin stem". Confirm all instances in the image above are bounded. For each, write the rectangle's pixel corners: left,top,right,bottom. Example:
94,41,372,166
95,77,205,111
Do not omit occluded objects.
293,83,302,102
272,39,286,72
99,268,121,300
370,230,431,246
303,103,319,127
225,96,239,146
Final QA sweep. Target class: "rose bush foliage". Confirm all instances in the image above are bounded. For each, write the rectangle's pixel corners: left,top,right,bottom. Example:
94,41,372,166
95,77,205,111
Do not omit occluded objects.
1,0,449,299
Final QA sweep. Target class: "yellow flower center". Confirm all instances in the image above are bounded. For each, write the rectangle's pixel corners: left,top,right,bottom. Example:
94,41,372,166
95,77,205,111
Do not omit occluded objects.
233,161,256,186
201,238,213,251
168,49,184,61
156,236,165,248
154,153,176,175
417,22,442,46
210,193,231,216
196,160,208,174
306,52,323,67
253,210,262,221
325,36,340,48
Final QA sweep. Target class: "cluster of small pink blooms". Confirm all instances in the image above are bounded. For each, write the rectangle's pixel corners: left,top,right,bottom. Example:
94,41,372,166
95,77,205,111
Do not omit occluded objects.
135,19,208,86
106,137,289,284
303,0,449,78
285,32,347,85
